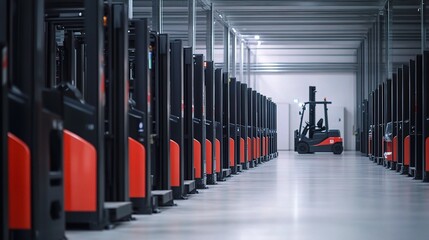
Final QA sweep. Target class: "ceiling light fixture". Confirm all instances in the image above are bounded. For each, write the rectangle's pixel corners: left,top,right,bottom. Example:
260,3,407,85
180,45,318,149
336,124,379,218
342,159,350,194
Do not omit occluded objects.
254,35,260,40
232,28,237,33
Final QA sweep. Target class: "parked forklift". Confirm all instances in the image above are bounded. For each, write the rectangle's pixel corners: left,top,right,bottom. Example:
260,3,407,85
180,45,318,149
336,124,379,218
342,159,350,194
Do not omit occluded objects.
294,86,343,154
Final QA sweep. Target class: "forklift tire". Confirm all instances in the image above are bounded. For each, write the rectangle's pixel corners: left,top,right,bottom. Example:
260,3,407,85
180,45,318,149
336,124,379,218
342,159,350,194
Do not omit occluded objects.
332,143,343,155
297,142,309,154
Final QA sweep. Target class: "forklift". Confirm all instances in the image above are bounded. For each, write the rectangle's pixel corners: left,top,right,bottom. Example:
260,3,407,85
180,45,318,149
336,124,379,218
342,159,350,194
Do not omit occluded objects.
294,86,343,154
1,0,8,236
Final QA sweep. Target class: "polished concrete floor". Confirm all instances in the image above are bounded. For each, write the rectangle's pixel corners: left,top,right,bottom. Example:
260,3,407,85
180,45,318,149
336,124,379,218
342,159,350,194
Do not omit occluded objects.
67,151,429,240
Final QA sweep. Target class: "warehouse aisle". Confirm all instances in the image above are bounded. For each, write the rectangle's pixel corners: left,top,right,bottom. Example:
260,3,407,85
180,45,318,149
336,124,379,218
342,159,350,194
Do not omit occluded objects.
67,151,429,240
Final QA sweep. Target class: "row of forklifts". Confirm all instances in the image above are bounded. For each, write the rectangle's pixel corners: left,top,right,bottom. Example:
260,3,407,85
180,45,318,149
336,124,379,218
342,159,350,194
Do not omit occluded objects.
0,0,278,239
367,51,429,181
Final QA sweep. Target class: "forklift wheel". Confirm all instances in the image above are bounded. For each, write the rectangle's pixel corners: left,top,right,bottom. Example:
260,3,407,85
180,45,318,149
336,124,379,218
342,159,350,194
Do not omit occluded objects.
332,143,343,155
297,142,309,154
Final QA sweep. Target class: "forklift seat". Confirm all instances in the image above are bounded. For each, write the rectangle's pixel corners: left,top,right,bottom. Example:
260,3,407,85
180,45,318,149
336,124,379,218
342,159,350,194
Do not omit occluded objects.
315,118,326,132
317,118,323,129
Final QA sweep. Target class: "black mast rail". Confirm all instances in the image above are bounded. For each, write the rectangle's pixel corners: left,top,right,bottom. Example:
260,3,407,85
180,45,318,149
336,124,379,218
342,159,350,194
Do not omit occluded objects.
205,61,217,184
0,0,8,236
128,19,153,214
193,54,207,189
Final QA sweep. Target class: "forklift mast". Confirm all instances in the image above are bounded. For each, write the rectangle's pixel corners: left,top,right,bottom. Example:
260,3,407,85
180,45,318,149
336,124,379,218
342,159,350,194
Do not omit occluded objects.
309,86,316,138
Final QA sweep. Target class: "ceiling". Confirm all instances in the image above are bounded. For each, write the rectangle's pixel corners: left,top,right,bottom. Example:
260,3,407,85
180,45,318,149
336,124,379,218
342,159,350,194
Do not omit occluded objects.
133,0,385,47
132,0,424,73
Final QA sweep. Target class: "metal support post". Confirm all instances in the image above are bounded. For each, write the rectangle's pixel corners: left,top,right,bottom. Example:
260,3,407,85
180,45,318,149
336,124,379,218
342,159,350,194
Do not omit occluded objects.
224,26,230,72
206,3,214,61
152,0,163,32
231,33,236,77
188,0,196,52
240,39,244,82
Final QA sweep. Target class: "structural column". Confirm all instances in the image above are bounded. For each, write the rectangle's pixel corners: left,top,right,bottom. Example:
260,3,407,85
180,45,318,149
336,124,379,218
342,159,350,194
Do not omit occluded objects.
188,0,196,53
422,0,427,51
206,3,214,61
224,26,230,73
231,33,236,77
240,39,244,82
152,0,163,32
247,47,251,85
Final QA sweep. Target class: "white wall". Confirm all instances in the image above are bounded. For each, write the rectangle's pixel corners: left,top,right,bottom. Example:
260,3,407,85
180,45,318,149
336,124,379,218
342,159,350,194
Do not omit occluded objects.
256,72,356,150
277,103,290,151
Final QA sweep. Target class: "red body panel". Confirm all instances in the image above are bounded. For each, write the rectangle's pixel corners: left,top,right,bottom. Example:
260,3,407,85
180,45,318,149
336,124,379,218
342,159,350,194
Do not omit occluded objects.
240,138,245,163
393,136,398,162
215,139,221,173
129,137,146,197
265,137,269,156
404,135,410,166
247,137,252,162
313,137,343,146
206,140,213,174
256,137,260,158
252,138,254,160
193,139,201,178
262,137,266,156
63,130,97,212
170,140,180,187
8,133,31,229
229,138,235,166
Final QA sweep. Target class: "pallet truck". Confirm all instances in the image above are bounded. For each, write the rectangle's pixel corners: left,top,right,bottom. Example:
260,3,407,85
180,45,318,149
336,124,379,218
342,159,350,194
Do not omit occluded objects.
247,88,256,168
423,51,429,181
169,39,187,199
149,32,174,206
205,61,217,184
397,65,410,173
193,54,208,189
251,90,259,166
1,0,8,236
128,19,154,214
240,83,249,169
229,77,240,174
45,1,133,228
169,39,196,198
410,54,423,179
383,80,393,168
215,69,229,181
6,0,66,238
255,92,263,164
183,47,199,192
222,73,233,177
294,86,344,154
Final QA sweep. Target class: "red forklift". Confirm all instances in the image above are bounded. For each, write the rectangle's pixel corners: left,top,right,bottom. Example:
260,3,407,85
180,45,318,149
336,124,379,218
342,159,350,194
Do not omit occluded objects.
294,86,343,154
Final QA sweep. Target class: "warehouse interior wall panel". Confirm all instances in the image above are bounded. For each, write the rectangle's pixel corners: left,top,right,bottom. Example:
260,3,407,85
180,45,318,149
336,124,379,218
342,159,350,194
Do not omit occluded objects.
257,72,356,150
